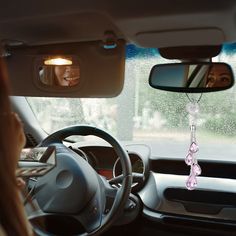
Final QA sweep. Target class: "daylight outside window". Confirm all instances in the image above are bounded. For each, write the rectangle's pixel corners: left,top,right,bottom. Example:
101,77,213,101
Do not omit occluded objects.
27,44,236,161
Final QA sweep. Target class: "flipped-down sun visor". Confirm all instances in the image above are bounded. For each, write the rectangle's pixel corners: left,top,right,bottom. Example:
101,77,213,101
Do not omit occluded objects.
5,40,126,98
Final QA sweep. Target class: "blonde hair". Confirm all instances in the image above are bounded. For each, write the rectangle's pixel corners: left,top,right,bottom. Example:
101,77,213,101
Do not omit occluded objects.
0,58,32,235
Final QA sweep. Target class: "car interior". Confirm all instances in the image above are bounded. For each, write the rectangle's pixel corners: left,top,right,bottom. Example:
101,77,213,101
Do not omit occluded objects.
2,0,236,235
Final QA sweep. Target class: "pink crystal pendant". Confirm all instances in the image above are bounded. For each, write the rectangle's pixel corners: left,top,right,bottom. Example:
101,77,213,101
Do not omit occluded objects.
189,142,199,153
186,175,197,190
185,101,202,190
185,153,193,166
192,163,201,176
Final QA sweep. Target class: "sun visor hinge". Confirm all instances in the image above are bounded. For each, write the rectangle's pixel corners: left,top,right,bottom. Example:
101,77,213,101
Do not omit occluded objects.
0,49,11,58
1,39,25,57
0,45,11,58
102,31,118,49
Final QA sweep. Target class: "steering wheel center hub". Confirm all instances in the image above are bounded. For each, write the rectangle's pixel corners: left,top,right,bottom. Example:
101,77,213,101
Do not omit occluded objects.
56,170,73,189
35,150,99,214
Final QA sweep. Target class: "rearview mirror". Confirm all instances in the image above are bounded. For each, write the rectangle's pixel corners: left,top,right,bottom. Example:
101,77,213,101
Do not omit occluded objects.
149,62,234,92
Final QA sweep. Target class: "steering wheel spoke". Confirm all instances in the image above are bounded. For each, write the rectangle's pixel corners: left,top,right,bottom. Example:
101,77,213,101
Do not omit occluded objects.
74,182,105,233
109,173,144,185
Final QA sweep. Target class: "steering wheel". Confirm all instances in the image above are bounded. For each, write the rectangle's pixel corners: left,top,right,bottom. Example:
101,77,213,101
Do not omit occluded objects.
29,125,132,236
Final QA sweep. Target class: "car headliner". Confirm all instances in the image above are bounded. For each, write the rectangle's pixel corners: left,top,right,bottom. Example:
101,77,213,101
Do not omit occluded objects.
0,0,236,48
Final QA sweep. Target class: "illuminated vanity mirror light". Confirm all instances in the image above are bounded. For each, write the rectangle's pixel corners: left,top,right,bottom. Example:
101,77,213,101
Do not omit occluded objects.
44,58,73,66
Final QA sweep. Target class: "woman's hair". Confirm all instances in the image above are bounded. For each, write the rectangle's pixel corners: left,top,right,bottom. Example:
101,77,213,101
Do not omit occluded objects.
40,66,60,86
0,58,31,235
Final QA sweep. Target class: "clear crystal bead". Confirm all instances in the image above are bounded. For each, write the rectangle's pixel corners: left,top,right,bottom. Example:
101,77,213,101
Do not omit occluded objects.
186,103,199,116
186,175,197,190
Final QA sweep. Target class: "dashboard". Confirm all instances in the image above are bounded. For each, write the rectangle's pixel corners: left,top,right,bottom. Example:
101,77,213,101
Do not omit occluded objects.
70,143,150,192
69,142,236,234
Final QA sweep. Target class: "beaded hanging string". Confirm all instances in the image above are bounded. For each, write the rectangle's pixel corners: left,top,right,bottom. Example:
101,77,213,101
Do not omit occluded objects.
185,94,202,190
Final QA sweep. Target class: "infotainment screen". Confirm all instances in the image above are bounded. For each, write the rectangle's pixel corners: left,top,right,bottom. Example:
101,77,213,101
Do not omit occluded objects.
16,146,56,177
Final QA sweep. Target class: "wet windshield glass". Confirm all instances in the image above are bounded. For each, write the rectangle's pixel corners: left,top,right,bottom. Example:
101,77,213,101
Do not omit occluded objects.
27,44,236,160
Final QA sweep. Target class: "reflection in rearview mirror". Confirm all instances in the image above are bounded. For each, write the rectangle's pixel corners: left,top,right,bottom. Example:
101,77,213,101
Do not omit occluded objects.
39,65,80,87
149,63,234,93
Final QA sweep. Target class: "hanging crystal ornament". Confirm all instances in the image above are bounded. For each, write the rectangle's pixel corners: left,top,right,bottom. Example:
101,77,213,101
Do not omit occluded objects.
185,102,202,190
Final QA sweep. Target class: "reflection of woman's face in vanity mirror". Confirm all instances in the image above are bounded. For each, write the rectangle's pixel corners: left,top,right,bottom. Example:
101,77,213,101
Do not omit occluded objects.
207,65,231,88
54,66,80,86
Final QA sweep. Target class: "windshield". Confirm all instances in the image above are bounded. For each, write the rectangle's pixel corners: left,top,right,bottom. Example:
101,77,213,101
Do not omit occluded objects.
27,44,236,160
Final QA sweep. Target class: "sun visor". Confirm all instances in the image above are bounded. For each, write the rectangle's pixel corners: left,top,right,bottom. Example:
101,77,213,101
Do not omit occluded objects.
159,45,222,60
135,28,224,48
5,40,126,97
